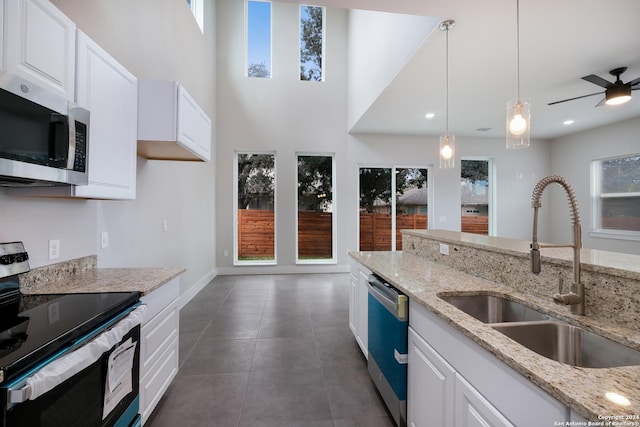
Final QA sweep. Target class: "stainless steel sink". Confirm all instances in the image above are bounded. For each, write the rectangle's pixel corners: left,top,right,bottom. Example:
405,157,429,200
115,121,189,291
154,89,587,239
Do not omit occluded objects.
438,294,551,323
492,321,640,368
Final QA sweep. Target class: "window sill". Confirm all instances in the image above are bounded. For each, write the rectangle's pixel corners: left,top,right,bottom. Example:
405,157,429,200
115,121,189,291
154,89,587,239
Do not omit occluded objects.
589,230,640,242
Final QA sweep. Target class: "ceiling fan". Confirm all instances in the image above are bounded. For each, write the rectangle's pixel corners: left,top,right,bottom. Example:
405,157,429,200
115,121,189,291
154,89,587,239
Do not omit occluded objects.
548,67,640,106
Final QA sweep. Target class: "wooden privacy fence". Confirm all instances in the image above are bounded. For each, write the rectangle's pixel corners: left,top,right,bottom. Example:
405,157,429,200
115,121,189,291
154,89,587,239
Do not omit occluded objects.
237,209,489,259
237,209,333,259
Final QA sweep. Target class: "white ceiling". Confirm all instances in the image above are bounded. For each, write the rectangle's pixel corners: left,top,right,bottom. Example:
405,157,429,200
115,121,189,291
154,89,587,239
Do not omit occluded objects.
280,0,640,140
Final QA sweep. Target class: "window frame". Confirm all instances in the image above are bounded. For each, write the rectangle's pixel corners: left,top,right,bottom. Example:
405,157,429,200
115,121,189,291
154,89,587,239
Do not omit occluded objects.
246,0,273,78
357,164,432,252
186,0,204,33
299,4,326,82
295,152,337,265
460,157,495,236
590,154,640,241
233,151,278,265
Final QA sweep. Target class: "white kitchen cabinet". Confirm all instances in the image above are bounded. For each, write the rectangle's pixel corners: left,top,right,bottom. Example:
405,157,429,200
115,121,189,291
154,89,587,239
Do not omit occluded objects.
455,374,514,427
356,264,370,357
409,302,568,426
407,327,455,427
140,277,180,425
348,257,357,336
73,31,137,199
137,80,211,162
348,260,369,358
4,0,76,100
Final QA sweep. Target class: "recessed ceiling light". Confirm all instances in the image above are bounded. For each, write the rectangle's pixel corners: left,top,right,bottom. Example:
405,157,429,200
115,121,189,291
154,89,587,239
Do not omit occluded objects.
425,112,435,119
563,119,574,125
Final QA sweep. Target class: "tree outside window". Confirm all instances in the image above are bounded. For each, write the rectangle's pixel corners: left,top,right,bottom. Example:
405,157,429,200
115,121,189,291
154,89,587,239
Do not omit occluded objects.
594,155,640,233
300,6,324,81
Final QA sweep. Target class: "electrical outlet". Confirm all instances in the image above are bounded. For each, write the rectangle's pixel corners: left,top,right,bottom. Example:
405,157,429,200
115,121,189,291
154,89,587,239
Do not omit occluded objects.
223,250,229,257
438,216,447,223
48,239,60,260
439,243,450,255
101,232,109,249
163,219,168,232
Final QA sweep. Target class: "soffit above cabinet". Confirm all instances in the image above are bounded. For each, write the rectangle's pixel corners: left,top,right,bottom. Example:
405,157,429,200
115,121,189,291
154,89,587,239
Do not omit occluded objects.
137,80,211,162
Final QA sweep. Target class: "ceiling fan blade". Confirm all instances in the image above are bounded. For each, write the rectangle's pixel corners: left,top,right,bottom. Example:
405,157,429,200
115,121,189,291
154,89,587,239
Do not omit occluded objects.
547,91,604,105
582,74,613,88
629,76,640,87
595,97,607,107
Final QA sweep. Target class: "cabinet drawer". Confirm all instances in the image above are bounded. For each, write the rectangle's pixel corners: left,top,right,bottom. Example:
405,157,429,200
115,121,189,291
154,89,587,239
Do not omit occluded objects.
141,298,179,378
140,277,180,322
140,337,179,425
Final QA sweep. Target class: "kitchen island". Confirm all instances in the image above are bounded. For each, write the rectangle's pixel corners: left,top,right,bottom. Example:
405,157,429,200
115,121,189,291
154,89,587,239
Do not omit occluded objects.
351,230,640,423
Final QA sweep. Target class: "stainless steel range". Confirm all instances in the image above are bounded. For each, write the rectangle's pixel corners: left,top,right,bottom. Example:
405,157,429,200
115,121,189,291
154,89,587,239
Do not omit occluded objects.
0,242,144,427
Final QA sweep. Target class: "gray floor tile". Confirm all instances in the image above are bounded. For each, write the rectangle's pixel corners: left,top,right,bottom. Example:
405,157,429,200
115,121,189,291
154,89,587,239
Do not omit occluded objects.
334,415,396,427
251,336,322,371
202,315,262,340
179,338,256,375
239,369,333,427
147,273,389,427
324,365,390,419
146,373,248,427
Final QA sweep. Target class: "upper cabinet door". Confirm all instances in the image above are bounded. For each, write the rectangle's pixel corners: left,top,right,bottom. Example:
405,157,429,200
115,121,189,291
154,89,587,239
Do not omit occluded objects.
5,0,76,100
74,31,137,199
138,80,211,162
177,85,211,162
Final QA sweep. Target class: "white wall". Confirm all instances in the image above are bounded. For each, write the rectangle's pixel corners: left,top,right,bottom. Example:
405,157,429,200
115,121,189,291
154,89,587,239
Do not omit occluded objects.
345,134,552,253
549,116,640,255
0,0,217,304
215,0,349,274
347,9,439,130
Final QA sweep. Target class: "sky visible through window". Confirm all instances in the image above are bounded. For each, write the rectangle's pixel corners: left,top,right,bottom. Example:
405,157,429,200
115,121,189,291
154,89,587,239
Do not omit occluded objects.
247,1,271,77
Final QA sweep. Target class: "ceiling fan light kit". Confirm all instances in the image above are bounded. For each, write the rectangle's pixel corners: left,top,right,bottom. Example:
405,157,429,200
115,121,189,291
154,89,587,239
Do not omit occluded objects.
549,66,640,107
439,19,456,169
506,0,530,149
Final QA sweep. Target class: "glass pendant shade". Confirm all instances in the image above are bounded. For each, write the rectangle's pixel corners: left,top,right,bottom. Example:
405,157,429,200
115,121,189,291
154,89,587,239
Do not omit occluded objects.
439,133,455,168
506,99,530,149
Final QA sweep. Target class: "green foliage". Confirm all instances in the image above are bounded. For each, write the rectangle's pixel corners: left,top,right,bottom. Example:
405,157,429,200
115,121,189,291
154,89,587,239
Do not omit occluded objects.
248,62,269,78
297,156,333,211
300,6,323,81
461,160,489,183
359,168,427,213
237,154,275,209
602,156,640,193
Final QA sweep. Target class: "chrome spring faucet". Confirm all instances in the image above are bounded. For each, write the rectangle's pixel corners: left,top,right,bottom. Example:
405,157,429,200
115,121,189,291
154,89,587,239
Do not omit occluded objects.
530,175,585,315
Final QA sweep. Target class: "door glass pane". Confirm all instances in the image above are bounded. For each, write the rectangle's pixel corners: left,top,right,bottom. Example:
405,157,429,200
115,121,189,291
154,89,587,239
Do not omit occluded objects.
461,159,489,235
297,155,333,261
236,153,275,262
396,168,428,250
359,168,392,251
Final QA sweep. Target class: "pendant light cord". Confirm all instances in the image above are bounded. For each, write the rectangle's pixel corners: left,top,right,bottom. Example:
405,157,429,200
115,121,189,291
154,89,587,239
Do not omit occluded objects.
516,0,521,102
445,26,449,134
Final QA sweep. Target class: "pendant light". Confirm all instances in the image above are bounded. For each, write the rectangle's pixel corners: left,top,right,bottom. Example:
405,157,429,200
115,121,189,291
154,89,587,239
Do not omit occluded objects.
506,0,530,149
439,20,455,169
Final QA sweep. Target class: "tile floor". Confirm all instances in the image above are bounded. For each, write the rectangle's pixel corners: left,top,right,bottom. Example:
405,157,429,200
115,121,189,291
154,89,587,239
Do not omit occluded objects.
146,273,394,427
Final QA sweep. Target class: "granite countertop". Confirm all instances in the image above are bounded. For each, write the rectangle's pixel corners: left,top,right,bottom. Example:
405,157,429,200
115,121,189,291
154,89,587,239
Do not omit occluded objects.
351,250,640,421
405,229,640,280
20,256,185,296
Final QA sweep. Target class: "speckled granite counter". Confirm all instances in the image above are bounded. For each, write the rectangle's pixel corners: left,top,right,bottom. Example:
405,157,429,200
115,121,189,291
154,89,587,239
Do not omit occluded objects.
350,249,640,421
19,255,185,296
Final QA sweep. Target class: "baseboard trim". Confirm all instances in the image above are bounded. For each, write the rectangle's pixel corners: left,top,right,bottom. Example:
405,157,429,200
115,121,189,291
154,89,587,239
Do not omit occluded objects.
179,267,217,309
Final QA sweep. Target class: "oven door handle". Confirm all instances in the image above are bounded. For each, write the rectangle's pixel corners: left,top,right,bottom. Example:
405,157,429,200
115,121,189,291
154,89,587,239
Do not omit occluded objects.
8,304,146,404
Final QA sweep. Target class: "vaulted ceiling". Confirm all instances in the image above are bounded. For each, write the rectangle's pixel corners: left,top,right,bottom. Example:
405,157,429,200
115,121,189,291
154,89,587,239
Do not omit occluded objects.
281,0,640,140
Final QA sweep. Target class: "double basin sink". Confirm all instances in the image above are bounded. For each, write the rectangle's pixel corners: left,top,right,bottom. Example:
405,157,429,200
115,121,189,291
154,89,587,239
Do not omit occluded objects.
438,293,640,368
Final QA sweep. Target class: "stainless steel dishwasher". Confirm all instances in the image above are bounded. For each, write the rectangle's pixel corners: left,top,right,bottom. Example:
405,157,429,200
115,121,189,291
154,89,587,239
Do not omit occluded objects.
367,274,408,427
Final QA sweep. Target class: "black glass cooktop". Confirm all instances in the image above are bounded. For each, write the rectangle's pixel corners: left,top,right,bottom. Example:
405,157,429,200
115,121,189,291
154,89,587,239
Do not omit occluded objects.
0,285,139,385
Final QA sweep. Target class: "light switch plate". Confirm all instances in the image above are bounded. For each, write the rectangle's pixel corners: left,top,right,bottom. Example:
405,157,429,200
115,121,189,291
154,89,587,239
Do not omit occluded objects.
439,243,450,255
101,232,109,249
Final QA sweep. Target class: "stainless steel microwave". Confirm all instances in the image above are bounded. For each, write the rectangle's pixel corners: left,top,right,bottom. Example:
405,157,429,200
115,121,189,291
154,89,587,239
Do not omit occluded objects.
0,75,89,187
